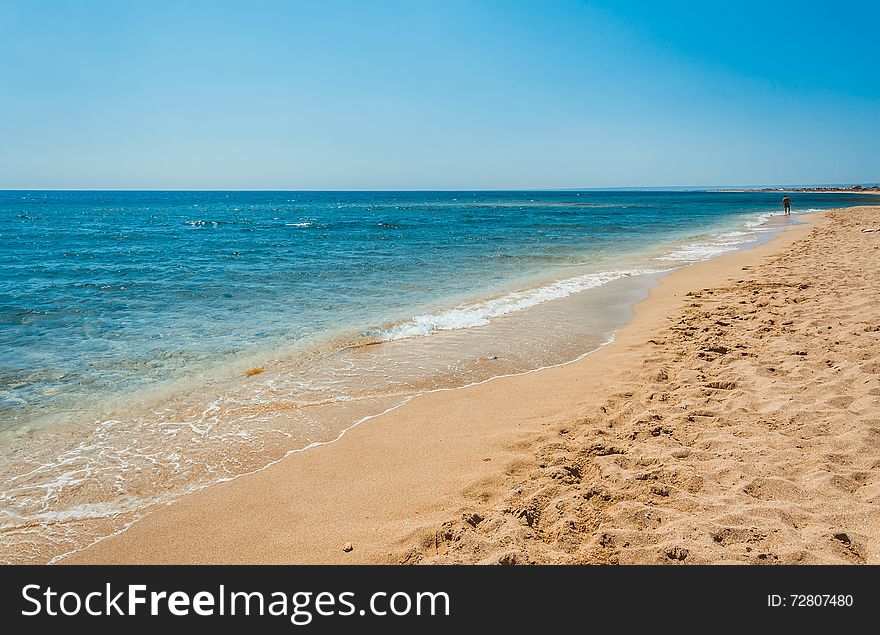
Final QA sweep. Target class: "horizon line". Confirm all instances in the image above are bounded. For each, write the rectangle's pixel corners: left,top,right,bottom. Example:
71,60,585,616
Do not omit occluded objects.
1,183,877,193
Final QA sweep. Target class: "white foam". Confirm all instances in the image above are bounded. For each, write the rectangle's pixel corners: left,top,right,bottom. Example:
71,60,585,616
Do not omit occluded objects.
377,268,661,341
658,209,786,264
657,235,748,262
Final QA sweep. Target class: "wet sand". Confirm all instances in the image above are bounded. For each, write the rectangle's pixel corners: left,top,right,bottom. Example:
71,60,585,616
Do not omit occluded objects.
65,206,880,564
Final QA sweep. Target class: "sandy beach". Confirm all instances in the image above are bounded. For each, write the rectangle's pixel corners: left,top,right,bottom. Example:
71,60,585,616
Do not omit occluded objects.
64,206,880,565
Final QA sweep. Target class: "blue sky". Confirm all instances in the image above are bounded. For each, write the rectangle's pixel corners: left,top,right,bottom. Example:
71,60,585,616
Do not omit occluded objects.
1,0,877,189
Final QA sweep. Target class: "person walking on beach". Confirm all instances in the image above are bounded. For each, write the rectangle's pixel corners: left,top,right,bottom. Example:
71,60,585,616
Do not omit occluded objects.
782,196,792,215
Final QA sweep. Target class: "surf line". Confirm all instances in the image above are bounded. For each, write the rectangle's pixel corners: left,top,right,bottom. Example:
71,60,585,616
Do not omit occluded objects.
50,330,622,564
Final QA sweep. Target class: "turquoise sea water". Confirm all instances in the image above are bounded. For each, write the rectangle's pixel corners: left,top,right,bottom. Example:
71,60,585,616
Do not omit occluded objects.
0,189,875,562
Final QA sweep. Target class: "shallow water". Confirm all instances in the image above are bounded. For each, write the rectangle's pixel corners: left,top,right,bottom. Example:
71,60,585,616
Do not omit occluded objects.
0,189,874,562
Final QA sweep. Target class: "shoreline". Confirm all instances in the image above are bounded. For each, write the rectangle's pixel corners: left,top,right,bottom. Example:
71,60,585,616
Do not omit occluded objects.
59,208,857,565
716,188,880,194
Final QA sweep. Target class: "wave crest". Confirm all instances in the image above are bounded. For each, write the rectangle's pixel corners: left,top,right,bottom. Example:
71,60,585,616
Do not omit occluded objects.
376,268,661,341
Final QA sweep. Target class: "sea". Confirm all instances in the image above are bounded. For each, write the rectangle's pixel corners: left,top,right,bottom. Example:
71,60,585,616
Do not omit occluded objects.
0,189,874,562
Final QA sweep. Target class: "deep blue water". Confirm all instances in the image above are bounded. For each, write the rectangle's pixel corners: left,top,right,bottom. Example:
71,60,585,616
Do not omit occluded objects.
0,190,874,430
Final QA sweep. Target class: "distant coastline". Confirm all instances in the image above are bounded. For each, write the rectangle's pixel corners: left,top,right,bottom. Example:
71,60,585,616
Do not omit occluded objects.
716,185,880,194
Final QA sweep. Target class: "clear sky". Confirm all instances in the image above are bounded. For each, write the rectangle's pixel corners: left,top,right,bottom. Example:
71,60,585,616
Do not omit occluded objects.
1,0,877,189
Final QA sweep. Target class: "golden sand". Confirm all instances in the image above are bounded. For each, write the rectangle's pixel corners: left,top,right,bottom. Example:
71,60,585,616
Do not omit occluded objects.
65,206,880,565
